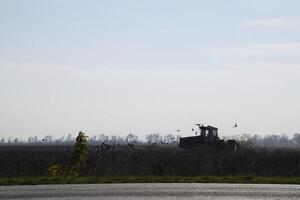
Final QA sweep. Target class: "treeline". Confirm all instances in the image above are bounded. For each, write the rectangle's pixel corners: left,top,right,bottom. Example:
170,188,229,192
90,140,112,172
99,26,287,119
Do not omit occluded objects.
228,133,300,148
0,133,179,145
1,133,300,147
0,142,300,177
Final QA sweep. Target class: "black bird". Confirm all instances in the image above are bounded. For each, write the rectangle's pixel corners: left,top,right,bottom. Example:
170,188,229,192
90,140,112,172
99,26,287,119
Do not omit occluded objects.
233,123,238,128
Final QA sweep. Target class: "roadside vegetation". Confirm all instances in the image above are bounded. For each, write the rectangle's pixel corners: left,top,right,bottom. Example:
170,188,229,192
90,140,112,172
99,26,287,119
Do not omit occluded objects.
1,175,300,186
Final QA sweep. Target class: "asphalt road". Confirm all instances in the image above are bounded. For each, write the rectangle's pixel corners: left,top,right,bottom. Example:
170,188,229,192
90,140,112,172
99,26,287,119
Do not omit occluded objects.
1,183,300,200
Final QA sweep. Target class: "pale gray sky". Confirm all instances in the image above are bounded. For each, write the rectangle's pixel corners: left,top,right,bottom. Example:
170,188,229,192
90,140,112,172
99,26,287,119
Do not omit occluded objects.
1,0,300,140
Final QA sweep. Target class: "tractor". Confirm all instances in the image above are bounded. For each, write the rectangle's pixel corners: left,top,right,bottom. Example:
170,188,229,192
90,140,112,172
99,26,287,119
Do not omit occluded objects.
179,124,237,149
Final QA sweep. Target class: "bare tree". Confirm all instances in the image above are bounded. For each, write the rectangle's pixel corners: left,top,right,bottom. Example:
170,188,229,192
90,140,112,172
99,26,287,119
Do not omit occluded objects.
146,133,161,144
44,135,53,143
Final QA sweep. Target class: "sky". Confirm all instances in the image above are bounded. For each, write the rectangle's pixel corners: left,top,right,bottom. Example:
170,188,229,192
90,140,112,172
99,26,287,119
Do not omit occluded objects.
1,0,300,140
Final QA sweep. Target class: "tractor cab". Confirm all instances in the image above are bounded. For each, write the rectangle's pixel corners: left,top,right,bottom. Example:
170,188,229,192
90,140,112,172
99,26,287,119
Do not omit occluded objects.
197,124,219,144
179,124,221,148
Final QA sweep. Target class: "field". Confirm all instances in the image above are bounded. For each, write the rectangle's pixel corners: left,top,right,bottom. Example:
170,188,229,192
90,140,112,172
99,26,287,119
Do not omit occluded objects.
1,175,300,185
1,143,300,182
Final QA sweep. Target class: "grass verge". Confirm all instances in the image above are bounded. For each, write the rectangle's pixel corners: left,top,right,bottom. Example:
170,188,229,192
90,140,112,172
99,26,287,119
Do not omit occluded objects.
0,175,300,186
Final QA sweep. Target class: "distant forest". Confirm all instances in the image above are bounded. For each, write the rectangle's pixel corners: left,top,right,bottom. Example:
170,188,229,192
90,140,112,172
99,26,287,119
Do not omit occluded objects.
1,132,300,148
0,132,300,178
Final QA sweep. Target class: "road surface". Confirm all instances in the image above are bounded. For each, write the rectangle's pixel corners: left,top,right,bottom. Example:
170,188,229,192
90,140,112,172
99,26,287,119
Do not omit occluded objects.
1,183,300,199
